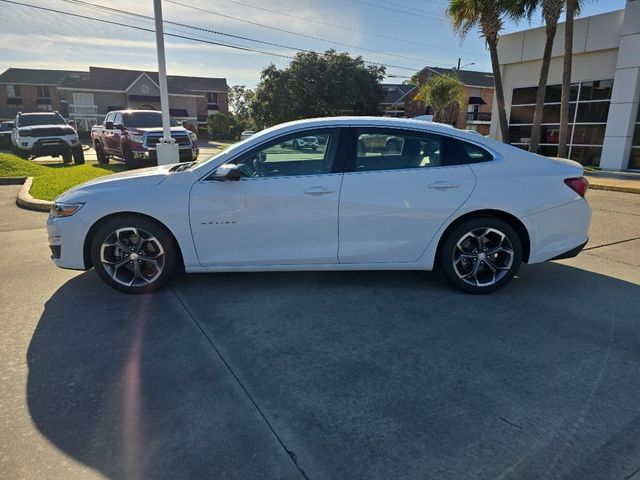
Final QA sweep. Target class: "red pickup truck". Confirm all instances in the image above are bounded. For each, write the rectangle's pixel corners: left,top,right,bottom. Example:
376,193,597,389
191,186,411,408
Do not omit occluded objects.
91,110,199,169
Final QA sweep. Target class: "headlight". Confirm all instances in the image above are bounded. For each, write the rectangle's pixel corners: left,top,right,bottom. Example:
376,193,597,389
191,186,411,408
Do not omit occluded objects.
129,134,144,144
50,202,84,217
17,130,31,138
188,131,197,142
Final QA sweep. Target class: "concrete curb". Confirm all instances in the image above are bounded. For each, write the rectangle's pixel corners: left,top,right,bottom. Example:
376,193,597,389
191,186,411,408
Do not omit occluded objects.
0,176,27,185
588,183,640,195
15,177,53,212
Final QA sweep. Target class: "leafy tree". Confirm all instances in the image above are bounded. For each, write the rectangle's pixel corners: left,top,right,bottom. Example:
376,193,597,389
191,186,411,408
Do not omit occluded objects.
416,74,465,123
229,85,255,123
558,0,580,158
446,0,517,143
251,50,385,128
520,0,565,153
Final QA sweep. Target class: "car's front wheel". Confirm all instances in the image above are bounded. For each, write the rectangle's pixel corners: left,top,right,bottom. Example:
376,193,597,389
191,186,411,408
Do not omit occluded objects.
438,217,522,294
90,215,180,293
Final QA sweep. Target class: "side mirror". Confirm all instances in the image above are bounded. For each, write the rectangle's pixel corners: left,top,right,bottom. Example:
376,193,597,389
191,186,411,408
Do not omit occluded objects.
210,163,243,181
105,121,114,130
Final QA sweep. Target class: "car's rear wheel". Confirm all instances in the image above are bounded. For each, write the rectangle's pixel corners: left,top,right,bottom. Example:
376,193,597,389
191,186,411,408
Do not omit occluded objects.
439,217,522,294
95,141,109,164
72,146,85,165
90,215,180,294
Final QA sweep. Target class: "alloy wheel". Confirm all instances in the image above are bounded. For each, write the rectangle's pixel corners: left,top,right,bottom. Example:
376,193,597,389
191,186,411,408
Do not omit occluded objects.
99,227,165,287
452,227,514,287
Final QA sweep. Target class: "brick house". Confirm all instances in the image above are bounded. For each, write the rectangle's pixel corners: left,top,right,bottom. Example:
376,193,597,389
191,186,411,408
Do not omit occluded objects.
381,66,495,135
0,66,228,134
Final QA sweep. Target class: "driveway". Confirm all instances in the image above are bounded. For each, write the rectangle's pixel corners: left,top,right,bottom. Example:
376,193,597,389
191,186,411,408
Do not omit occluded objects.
0,186,639,479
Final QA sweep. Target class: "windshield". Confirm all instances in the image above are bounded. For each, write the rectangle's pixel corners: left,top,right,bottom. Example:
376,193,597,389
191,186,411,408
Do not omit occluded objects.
17,113,66,127
123,112,178,128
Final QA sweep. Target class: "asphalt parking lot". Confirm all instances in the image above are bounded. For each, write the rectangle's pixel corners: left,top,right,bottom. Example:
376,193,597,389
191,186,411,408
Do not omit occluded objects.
0,186,639,480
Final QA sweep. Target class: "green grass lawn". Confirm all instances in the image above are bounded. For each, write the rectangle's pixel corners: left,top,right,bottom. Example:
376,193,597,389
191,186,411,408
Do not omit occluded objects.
0,153,125,201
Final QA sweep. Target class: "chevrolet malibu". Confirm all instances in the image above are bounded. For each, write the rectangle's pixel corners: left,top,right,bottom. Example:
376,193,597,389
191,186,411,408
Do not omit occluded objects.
47,117,591,294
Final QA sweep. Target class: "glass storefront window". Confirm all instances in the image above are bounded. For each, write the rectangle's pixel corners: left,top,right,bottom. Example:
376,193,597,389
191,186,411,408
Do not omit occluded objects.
508,79,614,166
579,80,613,101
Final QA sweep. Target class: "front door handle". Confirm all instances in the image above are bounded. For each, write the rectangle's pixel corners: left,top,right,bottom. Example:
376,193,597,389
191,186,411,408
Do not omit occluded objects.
428,181,459,190
304,186,335,195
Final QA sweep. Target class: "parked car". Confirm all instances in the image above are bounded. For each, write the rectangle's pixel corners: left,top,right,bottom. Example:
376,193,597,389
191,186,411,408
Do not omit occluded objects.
281,135,318,150
0,121,14,149
11,112,84,164
91,110,198,169
240,130,255,140
47,117,591,294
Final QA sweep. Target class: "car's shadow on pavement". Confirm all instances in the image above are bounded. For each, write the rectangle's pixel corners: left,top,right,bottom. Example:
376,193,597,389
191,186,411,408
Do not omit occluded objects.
27,264,640,480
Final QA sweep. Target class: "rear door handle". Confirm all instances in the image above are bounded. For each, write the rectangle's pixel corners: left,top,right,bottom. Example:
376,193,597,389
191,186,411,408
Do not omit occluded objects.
304,186,335,195
428,181,459,190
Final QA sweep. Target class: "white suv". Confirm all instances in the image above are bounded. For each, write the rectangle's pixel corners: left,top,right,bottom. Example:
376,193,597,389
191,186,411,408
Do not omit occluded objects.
12,112,84,164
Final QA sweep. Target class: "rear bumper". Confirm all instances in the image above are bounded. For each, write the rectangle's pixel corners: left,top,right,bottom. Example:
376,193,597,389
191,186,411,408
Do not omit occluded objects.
549,239,588,260
524,198,592,264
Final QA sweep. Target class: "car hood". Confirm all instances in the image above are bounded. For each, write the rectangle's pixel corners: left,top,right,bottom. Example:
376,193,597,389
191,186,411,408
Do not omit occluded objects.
56,164,177,202
136,126,190,134
18,124,71,131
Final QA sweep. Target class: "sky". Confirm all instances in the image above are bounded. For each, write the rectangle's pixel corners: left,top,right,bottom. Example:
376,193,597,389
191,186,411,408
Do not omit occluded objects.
0,0,627,88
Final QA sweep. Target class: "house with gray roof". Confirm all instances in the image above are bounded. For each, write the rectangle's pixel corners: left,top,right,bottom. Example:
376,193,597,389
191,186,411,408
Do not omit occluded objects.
0,66,229,133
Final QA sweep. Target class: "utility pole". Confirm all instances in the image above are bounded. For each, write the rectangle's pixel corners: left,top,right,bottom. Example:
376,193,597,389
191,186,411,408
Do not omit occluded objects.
153,0,179,165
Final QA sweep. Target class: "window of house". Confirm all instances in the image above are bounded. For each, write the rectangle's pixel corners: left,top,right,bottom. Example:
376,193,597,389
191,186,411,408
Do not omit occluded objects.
141,84,150,94
207,92,218,104
6,84,21,98
37,85,50,98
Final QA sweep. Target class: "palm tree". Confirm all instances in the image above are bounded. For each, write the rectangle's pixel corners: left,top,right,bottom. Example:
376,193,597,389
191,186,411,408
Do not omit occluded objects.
446,0,515,143
416,73,465,123
524,0,564,153
558,0,578,158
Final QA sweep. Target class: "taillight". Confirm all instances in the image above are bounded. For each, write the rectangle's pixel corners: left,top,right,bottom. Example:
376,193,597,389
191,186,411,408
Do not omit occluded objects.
564,176,589,197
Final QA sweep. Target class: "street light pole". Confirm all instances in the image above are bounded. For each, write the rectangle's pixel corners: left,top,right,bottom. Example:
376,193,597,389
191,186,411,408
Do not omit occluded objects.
153,0,178,165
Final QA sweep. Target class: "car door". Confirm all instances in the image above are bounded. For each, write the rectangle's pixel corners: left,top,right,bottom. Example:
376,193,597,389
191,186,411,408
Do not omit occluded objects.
102,112,115,154
338,127,478,264
190,128,345,266
111,112,124,154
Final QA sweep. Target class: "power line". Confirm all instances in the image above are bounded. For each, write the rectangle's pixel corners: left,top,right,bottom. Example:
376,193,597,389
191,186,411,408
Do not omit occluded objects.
343,0,441,19
201,0,486,57
63,0,452,66
0,0,423,75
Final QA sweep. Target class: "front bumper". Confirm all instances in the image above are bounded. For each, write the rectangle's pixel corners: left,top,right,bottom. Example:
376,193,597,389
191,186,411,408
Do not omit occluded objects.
14,135,80,155
132,146,199,163
47,212,90,270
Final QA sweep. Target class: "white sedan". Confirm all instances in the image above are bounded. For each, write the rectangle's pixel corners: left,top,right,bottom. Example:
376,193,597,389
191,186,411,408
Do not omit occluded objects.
47,117,591,294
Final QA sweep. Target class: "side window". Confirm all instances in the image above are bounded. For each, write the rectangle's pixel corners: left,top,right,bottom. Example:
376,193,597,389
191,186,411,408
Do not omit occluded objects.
113,113,123,127
355,129,444,171
232,129,340,178
104,112,114,125
456,140,493,164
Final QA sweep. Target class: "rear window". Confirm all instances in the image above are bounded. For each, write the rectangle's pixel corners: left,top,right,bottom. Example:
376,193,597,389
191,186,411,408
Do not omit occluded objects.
0,123,13,131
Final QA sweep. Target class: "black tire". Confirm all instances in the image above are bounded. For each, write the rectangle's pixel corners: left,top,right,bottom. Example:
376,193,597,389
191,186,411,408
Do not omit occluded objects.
62,151,73,163
12,143,27,159
438,216,522,294
123,145,135,170
72,146,85,165
95,141,109,164
90,214,180,294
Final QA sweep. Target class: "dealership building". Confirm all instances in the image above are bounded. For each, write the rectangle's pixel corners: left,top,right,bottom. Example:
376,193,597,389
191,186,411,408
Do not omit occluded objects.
490,0,640,171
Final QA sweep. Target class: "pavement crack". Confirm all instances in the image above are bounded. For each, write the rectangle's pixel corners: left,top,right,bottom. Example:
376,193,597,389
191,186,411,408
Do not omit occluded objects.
625,465,640,480
499,417,524,429
583,236,640,251
171,287,311,480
